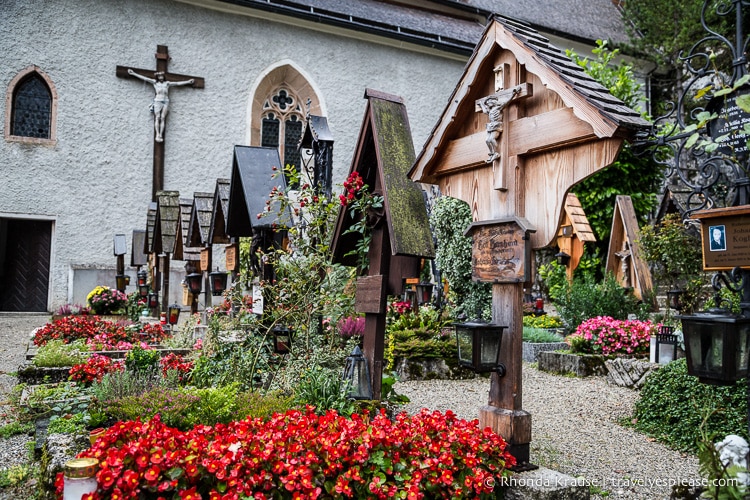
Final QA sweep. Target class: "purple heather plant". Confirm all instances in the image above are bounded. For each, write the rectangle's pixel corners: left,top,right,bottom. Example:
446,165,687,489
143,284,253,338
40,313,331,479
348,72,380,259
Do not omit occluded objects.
337,315,365,338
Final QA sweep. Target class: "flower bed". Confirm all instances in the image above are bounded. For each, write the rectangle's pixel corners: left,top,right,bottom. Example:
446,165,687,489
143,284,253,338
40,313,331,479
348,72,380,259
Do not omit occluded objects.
58,408,515,499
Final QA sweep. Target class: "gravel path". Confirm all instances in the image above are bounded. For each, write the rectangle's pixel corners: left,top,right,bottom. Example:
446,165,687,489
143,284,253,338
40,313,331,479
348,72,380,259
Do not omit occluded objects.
397,371,700,499
0,314,701,499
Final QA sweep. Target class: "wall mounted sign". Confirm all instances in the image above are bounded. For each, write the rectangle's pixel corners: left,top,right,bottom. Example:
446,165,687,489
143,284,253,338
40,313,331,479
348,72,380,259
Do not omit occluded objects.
691,205,750,270
200,248,210,272
465,218,535,283
225,243,238,271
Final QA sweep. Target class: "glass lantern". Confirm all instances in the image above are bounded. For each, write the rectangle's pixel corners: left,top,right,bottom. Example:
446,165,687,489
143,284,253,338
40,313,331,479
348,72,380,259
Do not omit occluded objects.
454,321,507,374
342,345,373,400
680,311,750,385
209,270,228,296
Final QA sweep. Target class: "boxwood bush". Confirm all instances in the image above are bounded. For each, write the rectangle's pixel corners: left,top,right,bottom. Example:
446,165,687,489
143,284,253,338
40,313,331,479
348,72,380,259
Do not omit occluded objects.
633,359,748,452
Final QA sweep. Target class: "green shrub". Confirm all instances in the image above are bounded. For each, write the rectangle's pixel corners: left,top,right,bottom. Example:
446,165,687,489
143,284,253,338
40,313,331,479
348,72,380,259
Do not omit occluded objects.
522,315,563,330
554,273,649,330
387,328,456,362
633,359,748,452
294,368,355,417
92,368,177,402
47,412,88,435
234,391,296,420
0,421,33,439
124,346,160,373
0,464,35,489
33,339,89,367
522,327,563,343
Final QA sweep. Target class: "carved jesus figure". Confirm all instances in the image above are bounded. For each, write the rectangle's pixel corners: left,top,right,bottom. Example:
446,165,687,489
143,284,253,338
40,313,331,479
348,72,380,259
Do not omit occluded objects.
478,86,521,162
128,69,194,142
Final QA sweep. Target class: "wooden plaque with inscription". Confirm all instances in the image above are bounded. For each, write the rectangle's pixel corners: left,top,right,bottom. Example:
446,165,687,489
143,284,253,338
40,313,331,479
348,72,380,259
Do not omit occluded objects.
465,218,535,283
200,248,210,272
225,244,238,271
691,206,750,271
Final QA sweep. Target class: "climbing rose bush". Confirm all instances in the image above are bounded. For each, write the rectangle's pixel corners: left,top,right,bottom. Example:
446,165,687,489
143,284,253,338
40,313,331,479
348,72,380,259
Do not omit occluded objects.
58,408,514,499
566,315,656,356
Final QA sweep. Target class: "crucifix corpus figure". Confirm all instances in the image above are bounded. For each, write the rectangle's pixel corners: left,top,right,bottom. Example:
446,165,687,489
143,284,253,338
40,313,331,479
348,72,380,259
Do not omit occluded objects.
128,69,195,142
477,86,522,163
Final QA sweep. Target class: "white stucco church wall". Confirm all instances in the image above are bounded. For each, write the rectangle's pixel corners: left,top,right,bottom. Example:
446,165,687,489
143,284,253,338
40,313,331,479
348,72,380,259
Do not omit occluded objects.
1,0,467,310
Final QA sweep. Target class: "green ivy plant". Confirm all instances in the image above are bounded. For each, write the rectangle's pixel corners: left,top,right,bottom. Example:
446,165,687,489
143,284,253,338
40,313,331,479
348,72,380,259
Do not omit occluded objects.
430,196,491,320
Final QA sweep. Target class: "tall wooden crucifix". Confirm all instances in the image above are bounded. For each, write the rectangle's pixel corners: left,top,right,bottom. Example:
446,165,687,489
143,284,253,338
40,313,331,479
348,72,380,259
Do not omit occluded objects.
117,45,204,201
409,16,648,468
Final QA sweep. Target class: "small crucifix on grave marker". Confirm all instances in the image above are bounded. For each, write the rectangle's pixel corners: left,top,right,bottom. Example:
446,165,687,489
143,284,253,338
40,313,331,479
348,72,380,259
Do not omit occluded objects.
117,45,204,201
475,84,527,191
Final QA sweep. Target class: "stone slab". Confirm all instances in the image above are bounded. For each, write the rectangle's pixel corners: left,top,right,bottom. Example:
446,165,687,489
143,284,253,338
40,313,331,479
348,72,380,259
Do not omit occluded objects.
522,342,568,363
537,351,607,377
605,357,659,388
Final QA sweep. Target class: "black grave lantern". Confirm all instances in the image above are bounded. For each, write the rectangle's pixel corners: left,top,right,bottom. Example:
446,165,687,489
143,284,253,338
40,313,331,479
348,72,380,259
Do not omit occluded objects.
667,287,685,312
655,325,678,364
272,325,292,354
454,321,508,375
555,251,571,267
403,288,418,311
115,274,129,293
209,269,228,296
415,282,434,306
147,291,159,309
168,304,181,326
680,310,750,385
342,345,373,400
185,273,203,296
137,270,148,287
138,283,150,298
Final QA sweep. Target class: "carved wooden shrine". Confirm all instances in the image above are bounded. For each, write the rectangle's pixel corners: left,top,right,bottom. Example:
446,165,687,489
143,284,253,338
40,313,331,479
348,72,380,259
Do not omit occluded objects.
186,191,215,306
153,191,181,312
332,89,435,399
554,193,596,281
605,195,655,304
226,146,292,283
409,16,649,466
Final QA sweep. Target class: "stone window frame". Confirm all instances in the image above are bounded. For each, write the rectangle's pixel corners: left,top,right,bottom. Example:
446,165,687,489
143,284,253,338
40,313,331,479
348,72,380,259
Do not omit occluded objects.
4,65,58,146
248,61,326,183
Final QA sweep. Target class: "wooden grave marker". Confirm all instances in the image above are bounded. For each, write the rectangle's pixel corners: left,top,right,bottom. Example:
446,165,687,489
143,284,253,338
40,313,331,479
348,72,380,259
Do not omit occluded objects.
554,193,596,281
408,15,649,466
332,89,435,399
605,195,655,305
691,205,750,271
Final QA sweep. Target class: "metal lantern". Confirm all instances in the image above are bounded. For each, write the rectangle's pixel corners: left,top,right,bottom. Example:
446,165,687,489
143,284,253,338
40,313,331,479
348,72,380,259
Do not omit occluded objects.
209,270,228,296
167,304,181,325
667,287,685,311
454,321,508,374
555,251,571,266
403,288,418,311
415,282,434,306
655,325,678,364
115,274,129,292
680,311,750,385
342,345,373,400
137,270,148,287
185,273,203,296
272,325,292,354
138,283,149,298
147,291,159,309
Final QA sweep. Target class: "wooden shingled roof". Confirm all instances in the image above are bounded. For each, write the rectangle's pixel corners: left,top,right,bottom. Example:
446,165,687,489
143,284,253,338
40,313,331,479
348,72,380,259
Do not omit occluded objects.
331,89,434,266
154,191,181,255
209,179,231,244
174,197,201,261
187,192,214,247
563,193,596,242
144,202,157,254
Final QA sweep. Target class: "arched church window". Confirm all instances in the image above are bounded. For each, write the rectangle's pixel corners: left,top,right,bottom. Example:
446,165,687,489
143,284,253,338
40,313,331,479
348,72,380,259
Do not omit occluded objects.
249,62,325,190
261,87,304,187
5,66,57,145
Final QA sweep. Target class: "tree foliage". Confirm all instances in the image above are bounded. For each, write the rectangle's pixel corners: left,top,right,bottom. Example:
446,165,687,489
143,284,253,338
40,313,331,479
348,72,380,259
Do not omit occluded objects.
566,41,663,261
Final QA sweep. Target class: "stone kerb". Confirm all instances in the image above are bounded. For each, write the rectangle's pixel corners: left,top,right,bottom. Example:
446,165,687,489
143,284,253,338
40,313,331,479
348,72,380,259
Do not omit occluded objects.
537,351,608,377
522,342,568,363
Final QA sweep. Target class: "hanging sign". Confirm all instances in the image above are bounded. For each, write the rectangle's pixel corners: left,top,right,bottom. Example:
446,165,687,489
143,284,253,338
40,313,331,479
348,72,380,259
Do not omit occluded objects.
465,218,535,283
200,248,210,272
225,244,238,271
691,205,750,270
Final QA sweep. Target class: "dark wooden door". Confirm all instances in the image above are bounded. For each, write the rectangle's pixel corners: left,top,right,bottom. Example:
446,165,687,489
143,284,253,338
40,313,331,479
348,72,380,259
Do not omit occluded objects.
0,219,52,312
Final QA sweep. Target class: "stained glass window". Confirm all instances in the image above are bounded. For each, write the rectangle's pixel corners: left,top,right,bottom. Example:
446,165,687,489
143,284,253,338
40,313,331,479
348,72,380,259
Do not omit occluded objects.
12,75,51,139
